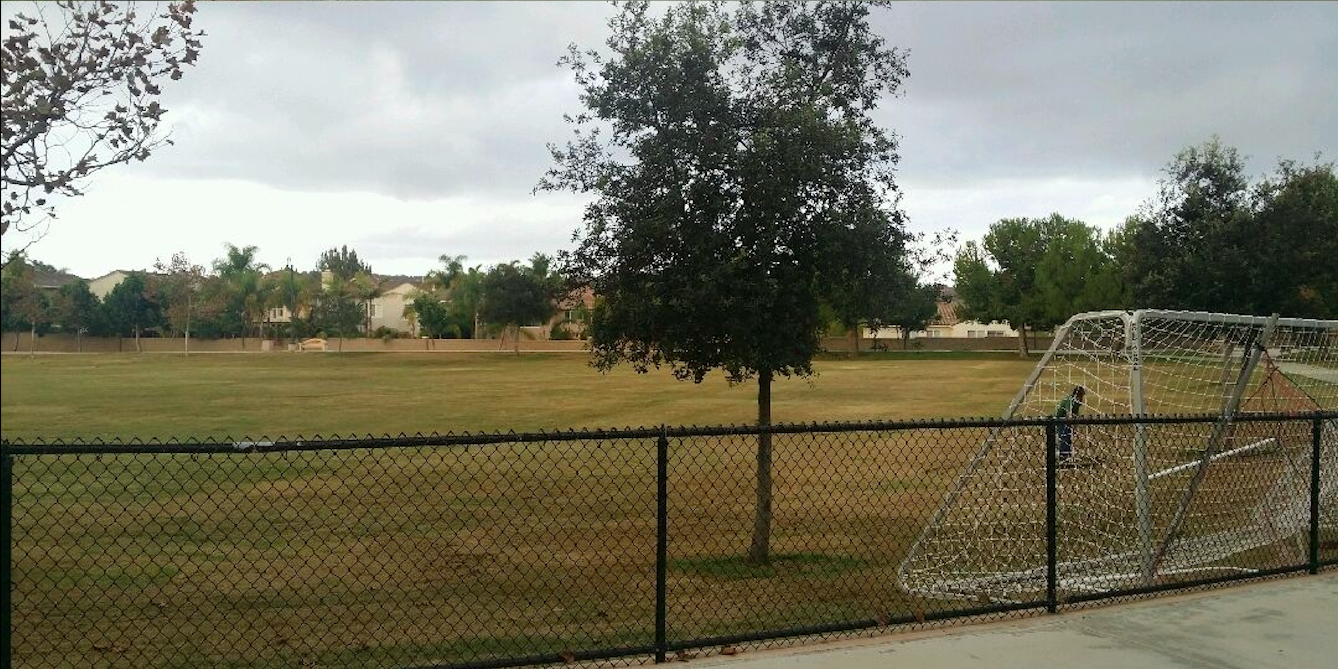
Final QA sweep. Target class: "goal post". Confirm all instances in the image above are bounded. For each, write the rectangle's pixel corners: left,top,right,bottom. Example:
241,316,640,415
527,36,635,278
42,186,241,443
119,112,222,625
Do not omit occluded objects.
898,309,1338,603
1147,313,1278,578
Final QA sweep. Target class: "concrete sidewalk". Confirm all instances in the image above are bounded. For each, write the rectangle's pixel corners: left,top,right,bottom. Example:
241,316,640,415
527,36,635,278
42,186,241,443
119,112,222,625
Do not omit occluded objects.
695,572,1338,669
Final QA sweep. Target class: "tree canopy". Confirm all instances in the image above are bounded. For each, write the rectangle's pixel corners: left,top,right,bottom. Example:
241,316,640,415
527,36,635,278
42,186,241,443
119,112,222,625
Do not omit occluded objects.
1116,137,1252,313
479,260,558,353
953,214,1125,355
51,279,100,342
101,271,159,346
318,245,372,281
1115,138,1337,319
543,0,910,563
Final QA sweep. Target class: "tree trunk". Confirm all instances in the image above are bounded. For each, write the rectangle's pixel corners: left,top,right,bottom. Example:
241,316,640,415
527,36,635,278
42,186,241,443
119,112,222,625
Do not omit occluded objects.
850,326,860,357
77,330,83,353
134,325,142,353
513,325,521,356
1016,325,1030,358
29,323,36,358
903,332,911,350
748,369,774,565
12,331,18,352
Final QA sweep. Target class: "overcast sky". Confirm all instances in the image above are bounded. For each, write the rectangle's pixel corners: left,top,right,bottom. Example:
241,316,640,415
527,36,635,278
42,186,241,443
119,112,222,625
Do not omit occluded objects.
6,1,1336,279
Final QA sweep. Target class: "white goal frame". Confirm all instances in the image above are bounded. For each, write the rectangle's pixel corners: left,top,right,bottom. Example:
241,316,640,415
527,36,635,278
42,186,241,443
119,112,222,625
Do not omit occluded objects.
898,309,1338,602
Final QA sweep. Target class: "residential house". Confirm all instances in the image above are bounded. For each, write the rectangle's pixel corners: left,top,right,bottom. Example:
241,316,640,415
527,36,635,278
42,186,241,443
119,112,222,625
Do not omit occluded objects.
262,272,422,336
368,282,419,335
31,266,84,293
521,287,596,340
864,286,1020,340
88,270,135,299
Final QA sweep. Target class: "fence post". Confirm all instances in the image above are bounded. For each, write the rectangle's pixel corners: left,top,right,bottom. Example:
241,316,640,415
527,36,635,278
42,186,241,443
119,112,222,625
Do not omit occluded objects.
1312,413,1323,575
2,449,12,664
1045,421,1058,613
655,426,669,663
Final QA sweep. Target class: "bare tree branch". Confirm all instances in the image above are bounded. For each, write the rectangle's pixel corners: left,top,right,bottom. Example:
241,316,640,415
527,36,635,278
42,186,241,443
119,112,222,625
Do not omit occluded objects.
2,0,204,243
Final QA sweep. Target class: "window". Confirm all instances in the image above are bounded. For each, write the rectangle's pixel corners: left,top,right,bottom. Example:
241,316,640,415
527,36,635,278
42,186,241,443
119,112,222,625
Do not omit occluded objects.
268,307,288,320
987,330,1006,337
968,330,985,338
929,330,942,338
367,303,381,318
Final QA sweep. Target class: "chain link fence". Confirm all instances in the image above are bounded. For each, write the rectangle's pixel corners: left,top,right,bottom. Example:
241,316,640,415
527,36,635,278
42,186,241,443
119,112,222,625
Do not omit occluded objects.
3,412,1335,668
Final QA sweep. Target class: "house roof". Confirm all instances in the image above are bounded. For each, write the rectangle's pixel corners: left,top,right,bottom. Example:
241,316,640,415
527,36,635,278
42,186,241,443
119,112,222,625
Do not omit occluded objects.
32,267,85,290
933,300,960,326
374,274,426,289
933,285,961,326
382,282,419,296
557,286,595,310
90,268,133,279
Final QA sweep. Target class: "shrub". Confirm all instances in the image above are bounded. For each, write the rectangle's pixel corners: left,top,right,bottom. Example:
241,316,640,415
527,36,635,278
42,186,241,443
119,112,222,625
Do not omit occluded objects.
550,322,575,340
372,326,407,341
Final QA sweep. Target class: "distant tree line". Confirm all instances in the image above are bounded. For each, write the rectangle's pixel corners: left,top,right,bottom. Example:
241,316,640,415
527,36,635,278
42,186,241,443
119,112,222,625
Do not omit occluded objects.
1,244,572,351
954,137,1338,355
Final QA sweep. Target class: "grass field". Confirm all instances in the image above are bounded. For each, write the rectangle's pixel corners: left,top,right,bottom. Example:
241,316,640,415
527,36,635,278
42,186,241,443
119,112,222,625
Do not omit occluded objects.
7,353,1324,668
0,353,1045,667
0,352,1036,439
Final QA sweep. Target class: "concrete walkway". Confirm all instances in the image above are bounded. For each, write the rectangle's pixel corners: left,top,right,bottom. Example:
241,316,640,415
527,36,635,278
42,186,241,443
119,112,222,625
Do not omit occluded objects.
696,573,1338,669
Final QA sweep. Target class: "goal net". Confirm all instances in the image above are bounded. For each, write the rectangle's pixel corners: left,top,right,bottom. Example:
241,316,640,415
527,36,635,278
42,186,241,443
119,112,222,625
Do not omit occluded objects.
898,310,1338,602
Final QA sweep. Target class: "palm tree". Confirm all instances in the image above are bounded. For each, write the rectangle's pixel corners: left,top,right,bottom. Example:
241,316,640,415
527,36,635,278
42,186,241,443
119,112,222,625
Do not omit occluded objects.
428,254,468,294
424,254,487,338
351,271,382,335
212,243,270,344
265,265,317,341
212,243,269,279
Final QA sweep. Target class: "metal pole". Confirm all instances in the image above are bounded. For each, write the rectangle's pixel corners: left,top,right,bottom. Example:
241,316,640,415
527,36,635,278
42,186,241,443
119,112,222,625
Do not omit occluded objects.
655,427,669,663
2,451,12,665
1046,422,1058,614
1129,312,1154,585
1150,314,1279,577
1312,414,1323,575
185,291,191,357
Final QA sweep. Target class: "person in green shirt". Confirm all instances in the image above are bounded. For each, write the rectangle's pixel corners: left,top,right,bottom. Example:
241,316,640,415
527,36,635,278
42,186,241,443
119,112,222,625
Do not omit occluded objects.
1054,385,1085,463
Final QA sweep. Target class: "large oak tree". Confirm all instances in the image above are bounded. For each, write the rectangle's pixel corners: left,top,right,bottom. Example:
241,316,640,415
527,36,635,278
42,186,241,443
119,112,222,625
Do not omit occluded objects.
542,1,910,564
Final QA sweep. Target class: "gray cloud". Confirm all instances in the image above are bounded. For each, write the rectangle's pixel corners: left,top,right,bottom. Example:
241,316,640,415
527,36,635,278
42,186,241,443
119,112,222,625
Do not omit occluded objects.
129,2,618,199
875,2,1338,184
120,1,1338,200
7,1,1337,277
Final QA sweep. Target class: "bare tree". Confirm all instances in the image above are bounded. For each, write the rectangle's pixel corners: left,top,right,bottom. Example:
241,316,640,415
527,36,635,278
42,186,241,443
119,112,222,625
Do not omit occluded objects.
2,1,204,261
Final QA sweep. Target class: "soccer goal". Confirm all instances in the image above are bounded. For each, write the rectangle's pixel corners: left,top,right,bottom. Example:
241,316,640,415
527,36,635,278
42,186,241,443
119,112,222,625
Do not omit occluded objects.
898,310,1338,603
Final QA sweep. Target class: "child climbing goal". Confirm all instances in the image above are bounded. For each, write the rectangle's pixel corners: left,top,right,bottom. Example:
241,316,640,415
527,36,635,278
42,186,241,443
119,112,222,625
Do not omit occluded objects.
1054,385,1085,463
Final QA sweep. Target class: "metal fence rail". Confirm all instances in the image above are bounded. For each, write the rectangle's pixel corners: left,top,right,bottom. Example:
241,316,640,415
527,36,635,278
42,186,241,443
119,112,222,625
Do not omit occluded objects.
3,411,1335,668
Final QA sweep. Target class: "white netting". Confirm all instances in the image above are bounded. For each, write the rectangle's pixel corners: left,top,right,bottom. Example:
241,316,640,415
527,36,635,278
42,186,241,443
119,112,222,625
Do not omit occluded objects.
899,310,1338,602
